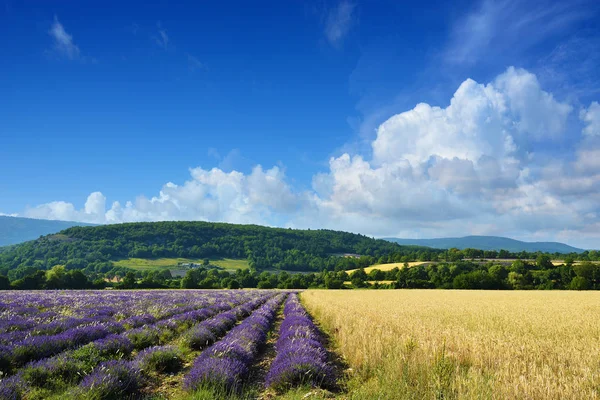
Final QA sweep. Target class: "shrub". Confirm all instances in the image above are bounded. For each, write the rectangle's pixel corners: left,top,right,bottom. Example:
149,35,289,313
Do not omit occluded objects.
137,346,183,374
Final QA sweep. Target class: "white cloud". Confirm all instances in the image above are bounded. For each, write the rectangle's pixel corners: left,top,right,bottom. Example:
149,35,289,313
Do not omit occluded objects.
372,67,570,167
324,1,355,47
444,0,594,65
580,101,600,136
24,192,107,224
155,23,169,49
49,16,80,60
25,166,299,227
187,54,204,71
15,67,600,248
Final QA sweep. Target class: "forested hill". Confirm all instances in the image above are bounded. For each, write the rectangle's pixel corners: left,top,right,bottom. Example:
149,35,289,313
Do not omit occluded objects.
0,221,438,276
0,216,96,246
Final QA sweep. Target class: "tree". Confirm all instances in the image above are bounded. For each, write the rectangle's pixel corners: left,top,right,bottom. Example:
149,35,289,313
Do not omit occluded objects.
66,270,91,289
121,272,137,289
536,254,553,270
453,270,500,290
324,272,344,289
45,265,67,289
11,270,46,290
0,275,9,290
570,276,590,290
368,269,385,281
488,265,508,282
508,271,527,289
181,270,199,289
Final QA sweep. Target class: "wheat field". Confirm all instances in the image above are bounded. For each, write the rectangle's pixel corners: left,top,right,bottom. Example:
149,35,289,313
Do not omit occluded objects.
300,290,600,400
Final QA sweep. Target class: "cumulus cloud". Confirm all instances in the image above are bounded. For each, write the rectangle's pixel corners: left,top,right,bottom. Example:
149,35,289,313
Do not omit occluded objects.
24,192,107,224
299,66,600,246
580,101,600,136
324,1,355,47
49,16,80,59
26,166,299,227
16,67,600,247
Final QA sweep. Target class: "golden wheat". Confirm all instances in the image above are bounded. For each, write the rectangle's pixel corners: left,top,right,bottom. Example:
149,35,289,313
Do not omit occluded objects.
301,290,600,400
346,262,427,275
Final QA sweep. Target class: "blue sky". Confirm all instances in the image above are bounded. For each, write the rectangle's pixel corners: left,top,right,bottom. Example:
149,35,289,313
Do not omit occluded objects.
1,0,600,248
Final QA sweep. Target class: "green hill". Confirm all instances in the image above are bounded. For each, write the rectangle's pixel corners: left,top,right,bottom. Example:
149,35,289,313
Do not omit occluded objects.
0,221,438,277
384,235,585,254
0,216,96,247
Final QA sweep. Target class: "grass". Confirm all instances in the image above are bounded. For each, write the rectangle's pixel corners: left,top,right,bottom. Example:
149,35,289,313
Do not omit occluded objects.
208,258,250,270
113,258,250,272
301,290,600,400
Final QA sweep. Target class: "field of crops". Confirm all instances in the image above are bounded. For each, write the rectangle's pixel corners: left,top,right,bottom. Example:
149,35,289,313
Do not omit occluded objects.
3,289,598,399
301,290,600,400
0,290,337,399
113,257,251,272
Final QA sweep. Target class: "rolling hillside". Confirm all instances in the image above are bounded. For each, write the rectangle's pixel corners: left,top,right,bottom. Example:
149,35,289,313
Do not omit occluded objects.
385,235,585,253
0,221,436,275
0,216,96,247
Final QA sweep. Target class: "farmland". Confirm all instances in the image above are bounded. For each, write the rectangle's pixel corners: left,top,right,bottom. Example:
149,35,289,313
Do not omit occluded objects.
301,290,600,399
0,290,336,399
2,289,600,399
113,257,251,273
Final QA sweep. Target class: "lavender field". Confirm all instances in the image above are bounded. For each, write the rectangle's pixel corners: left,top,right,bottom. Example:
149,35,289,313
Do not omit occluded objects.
0,290,337,399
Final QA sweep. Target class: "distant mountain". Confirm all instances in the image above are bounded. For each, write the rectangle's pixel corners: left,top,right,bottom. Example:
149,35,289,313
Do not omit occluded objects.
384,235,585,254
0,216,96,246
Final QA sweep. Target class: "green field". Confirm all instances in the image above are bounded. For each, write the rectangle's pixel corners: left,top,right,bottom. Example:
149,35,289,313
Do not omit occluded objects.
113,257,250,272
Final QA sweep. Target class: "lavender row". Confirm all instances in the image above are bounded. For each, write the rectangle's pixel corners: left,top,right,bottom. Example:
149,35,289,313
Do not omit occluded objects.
183,293,287,393
265,293,336,391
0,290,229,341
0,291,259,372
0,292,275,399
71,293,279,399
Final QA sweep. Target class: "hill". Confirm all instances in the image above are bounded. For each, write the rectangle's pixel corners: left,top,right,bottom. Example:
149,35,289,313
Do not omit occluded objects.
0,216,96,247
0,221,439,277
384,235,585,254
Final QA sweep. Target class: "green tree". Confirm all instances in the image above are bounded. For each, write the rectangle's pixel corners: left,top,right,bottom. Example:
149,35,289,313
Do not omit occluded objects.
121,272,137,289
536,254,553,270
45,265,67,289
0,275,9,290
12,270,46,290
569,276,590,290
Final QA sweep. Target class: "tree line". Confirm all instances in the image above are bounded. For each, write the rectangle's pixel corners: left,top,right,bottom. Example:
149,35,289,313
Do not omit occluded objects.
1,255,599,290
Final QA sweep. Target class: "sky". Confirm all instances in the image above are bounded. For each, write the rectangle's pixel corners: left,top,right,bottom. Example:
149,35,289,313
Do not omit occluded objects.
1,0,600,248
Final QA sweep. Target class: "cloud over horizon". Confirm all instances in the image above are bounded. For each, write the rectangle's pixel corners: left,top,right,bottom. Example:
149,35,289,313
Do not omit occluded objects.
13,67,600,248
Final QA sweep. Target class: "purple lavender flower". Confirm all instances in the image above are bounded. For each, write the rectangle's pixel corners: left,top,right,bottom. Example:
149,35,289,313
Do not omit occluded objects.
265,294,336,391
183,325,217,350
184,356,248,392
0,376,25,400
92,334,134,357
184,294,285,393
78,360,142,399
